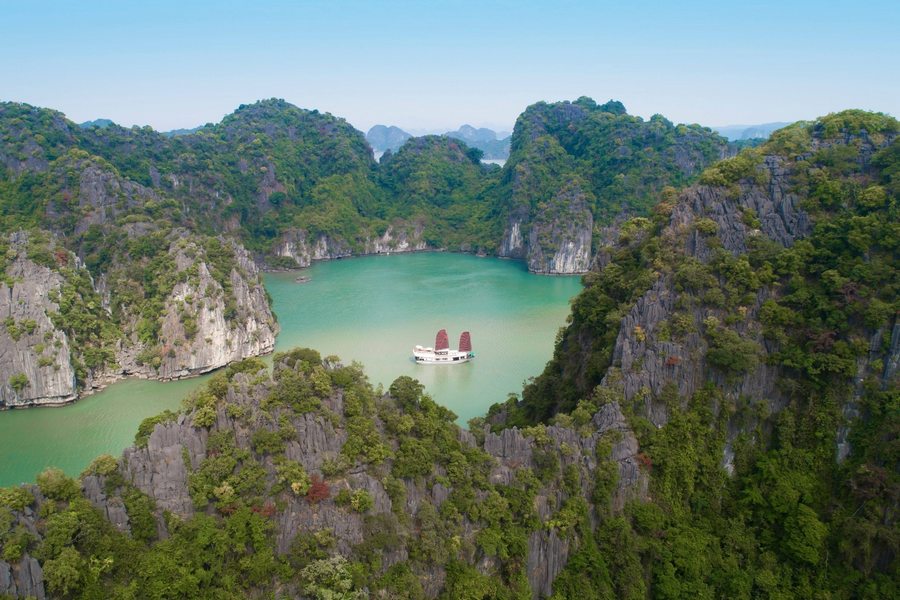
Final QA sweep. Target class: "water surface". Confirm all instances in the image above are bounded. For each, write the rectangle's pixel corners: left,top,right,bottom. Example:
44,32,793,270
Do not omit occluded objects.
0,253,580,486
0,377,208,486
266,253,581,425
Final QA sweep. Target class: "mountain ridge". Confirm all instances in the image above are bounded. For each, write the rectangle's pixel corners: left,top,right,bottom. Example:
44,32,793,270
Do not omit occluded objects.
0,107,896,598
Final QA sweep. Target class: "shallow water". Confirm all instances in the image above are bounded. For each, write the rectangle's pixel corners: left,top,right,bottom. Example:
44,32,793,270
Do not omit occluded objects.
0,253,581,486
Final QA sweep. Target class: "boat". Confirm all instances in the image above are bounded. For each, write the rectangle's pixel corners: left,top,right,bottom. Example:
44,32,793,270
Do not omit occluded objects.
413,329,474,364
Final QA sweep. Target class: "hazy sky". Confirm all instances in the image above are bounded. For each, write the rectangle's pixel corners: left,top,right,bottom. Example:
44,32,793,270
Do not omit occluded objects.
2,0,898,133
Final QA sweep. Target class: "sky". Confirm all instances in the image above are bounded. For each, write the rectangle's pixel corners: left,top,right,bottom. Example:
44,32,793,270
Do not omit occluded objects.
2,0,898,134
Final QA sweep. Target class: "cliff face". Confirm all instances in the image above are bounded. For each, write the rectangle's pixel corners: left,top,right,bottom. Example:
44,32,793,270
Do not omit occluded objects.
153,239,277,380
274,225,427,268
0,235,77,408
525,184,593,274
0,230,277,408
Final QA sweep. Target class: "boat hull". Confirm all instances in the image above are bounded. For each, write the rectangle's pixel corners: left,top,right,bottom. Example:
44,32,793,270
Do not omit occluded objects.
413,349,474,365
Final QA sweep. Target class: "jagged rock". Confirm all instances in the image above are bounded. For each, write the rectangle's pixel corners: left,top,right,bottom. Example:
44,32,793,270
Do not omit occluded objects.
285,413,347,472
123,420,207,518
0,555,45,600
154,239,277,380
527,529,569,599
82,475,131,533
0,234,77,408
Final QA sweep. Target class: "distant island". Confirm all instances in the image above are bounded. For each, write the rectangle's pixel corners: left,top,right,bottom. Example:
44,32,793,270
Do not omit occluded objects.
711,121,790,140
367,123,512,160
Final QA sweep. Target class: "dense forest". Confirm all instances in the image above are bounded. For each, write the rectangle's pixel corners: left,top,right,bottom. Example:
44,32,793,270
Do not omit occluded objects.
0,102,897,598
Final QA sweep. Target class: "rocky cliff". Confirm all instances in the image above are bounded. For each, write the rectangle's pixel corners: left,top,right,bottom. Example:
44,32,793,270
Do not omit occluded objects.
525,184,593,274
0,351,648,598
273,224,427,268
0,233,78,408
0,230,277,408
497,97,730,273
152,238,277,380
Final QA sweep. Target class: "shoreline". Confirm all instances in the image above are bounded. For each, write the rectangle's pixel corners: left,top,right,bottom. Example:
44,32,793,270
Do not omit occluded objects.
261,247,587,276
1,348,276,412
4,253,581,412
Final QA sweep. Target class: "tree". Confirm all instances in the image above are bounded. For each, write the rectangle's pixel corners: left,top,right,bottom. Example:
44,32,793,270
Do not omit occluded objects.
43,546,82,597
299,556,365,599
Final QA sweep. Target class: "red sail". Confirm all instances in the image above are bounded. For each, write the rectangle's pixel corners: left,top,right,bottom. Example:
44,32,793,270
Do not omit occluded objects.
435,329,449,350
458,331,472,352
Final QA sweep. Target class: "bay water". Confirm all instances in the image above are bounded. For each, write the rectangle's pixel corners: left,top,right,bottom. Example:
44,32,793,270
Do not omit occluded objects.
0,253,580,486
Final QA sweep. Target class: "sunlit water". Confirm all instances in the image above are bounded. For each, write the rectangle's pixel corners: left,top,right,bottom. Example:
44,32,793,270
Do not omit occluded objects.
0,253,580,485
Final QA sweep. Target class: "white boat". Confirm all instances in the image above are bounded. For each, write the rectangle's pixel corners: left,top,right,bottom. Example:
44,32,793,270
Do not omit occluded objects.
413,329,474,364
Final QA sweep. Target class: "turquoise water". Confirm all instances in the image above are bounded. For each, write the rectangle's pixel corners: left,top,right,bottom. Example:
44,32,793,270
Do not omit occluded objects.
0,376,210,486
0,254,581,486
265,253,581,425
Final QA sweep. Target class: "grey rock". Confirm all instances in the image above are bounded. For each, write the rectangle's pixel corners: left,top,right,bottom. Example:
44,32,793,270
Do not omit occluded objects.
82,475,131,533
155,238,277,381
273,225,427,269
124,420,207,518
526,185,593,274
0,554,45,600
0,233,78,408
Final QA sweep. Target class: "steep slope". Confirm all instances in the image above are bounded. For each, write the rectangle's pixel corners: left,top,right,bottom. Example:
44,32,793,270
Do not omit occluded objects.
0,350,646,599
0,228,277,408
494,110,899,597
378,135,501,252
498,97,730,273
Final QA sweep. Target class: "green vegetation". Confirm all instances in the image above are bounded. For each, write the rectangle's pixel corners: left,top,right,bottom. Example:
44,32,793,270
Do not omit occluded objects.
7,373,28,394
494,111,899,598
502,97,730,226
0,352,568,598
1,100,897,598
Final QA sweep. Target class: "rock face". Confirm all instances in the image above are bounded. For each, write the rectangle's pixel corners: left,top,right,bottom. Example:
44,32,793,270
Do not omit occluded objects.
273,225,427,268
526,185,593,274
0,554,45,600
45,364,646,600
154,240,277,380
74,164,161,234
498,209,528,259
0,234,78,408
0,231,277,408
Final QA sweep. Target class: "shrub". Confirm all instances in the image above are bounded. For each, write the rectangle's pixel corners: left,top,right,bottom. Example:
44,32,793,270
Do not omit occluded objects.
8,372,28,393
335,488,374,513
0,486,33,512
36,467,80,502
275,459,311,496
706,326,761,375
80,454,118,478
251,428,285,455
306,475,330,503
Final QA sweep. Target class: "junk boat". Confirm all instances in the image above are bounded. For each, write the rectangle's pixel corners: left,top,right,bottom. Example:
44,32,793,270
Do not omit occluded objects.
413,329,474,364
